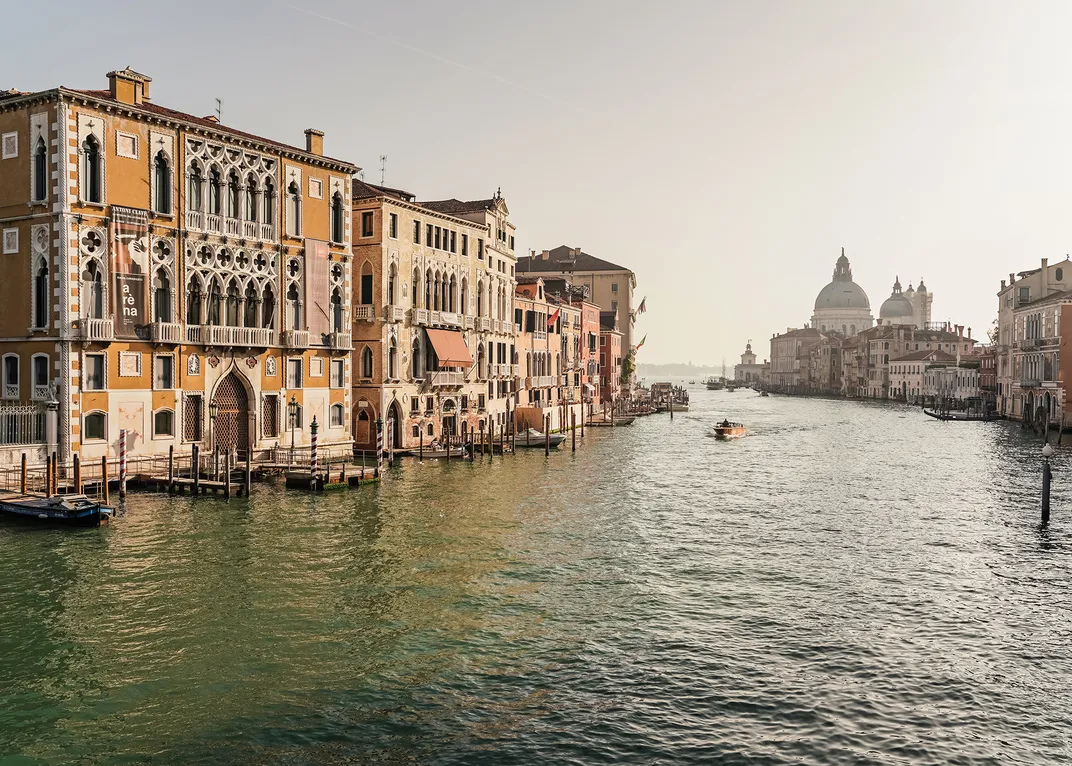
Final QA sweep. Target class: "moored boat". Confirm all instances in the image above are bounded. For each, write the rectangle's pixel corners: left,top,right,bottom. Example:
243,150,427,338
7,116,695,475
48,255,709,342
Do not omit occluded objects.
760,391,770,397
712,420,746,439
0,493,112,526
516,428,566,448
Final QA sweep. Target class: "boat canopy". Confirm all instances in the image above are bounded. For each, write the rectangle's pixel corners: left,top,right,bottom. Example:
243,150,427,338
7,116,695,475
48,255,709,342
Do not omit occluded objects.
425,329,474,367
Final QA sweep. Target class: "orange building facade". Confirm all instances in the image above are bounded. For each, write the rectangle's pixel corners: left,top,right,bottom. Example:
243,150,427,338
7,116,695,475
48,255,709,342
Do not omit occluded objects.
0,69,357,465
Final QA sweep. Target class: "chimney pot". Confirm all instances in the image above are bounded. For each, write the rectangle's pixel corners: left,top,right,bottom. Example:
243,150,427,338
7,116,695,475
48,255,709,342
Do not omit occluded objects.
305,128,324,156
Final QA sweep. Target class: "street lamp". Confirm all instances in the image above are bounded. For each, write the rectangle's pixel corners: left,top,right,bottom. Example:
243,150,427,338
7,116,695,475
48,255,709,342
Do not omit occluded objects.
288,396,298,463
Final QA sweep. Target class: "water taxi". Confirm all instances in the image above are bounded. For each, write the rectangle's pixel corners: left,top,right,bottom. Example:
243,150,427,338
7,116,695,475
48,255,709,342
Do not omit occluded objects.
713,420,746,439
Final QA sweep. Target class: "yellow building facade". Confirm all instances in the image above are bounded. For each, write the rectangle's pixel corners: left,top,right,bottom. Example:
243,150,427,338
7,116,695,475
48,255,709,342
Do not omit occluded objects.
0,69,357,465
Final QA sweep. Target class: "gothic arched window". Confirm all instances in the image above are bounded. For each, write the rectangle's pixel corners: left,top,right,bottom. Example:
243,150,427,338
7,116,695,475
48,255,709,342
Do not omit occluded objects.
286,181,301,236
82,136,101,203
33,138,47,202
153,151,171,214
33,263,48,328
153,268,171,322
188,163,204,212
331,192,344,243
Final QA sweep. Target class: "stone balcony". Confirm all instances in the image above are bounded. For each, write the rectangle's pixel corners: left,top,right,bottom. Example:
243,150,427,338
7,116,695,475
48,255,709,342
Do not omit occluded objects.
385,306,405,323
354,305,375,322
328,331,352,351
478,317,492,332
428,371,464,387
151,321,184,344
463,315,475,330
282,329,310,349
79,318,114,342
412,308,430,326
203,325,275,348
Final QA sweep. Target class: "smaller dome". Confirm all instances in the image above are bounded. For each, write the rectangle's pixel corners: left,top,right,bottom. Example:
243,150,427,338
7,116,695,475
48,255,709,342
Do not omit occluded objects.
879,276,915,319
917,279,927,293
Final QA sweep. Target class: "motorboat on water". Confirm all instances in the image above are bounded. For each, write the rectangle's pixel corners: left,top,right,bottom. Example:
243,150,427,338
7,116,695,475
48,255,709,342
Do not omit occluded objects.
0,493,112,526
516,428,566,448
760,391,770,397
712,420,746,439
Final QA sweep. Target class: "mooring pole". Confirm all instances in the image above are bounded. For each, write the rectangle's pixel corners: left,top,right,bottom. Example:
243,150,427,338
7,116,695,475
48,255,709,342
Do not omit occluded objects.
192,444,200,495
419,430,424,461
119,430,127,500
167,445,174,493
74,453,82,495
224,451,231,499
101,456,109,506
45,454,52,496
20,452,27,494
310,416,319,491
545,415,550,456
670,397,674,421
480,422,486,460
1043,444,1053,524
572,409,577,452
244,453,252,497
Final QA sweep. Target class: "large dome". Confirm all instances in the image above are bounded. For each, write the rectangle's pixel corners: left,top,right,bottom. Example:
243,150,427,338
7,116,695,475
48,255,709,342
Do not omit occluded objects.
813,251,870,311
814,280,871,311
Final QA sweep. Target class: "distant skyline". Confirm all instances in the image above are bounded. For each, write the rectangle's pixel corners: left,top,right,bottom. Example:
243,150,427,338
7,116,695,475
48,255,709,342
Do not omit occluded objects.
5,0,1072,363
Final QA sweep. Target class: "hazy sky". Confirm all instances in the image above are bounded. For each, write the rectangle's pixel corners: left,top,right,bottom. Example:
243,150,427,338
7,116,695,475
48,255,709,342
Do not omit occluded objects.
6,1,1072,364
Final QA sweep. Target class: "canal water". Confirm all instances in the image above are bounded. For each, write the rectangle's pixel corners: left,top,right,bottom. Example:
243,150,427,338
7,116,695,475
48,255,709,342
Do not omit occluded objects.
2,389,1071,764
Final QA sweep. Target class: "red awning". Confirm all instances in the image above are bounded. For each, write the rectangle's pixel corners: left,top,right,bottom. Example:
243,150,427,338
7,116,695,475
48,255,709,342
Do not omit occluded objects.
426,329,474,367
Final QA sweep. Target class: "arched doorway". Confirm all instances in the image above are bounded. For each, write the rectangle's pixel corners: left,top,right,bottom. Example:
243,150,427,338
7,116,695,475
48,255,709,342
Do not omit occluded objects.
212,372,250,453
388,400,403,449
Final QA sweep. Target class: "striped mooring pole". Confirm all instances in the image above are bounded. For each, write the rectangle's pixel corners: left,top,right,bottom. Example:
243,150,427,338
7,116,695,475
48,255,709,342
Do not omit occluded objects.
376,416,384,477
309,416,319,490
119,428,127,499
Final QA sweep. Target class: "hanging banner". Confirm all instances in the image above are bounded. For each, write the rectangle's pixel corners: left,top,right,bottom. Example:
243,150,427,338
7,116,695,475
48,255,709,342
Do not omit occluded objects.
305,238,331,340
110,206,150,339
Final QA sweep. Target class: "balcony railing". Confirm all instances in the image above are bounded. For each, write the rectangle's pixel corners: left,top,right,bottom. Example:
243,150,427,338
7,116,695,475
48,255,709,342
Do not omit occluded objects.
489,364,500,378
439,311,461,328
1019,378,1040,388
479,317,492,332
224,217,241,236
204,325,275,348
1019,339,1040,351
354,305,375,321
412,308,430,326
464,315,475,330
328,331,352,350
185,210,203,231
259,223,275,241
205,214,222,233
385,306,405,323
282,329,310,349
151,321,184,344
186,326,202,343
429,310,442,325
429,371,464,387
510,364,520,376
80,318,114,342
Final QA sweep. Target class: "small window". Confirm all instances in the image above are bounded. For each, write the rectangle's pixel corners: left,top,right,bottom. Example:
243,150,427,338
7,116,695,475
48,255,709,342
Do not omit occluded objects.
84,353,105,391
361,347,373,378
1057,268,1064,282
389,213,398,238
411,398,419,413
84,411,106,441
309,178,323,199
290,404,304,429
611,283,619,293
427,423,434,436
330,403,344,427
33,138,47,202
330,359,345,388
331,192,345,243
287,358,302,389
462,234,468,256
412,424,420,437
477,238,484,259
154,409,175,437
361,211,374,238
32,354,48,398
154,355,174,389
2,354,18,400
413,219,421,243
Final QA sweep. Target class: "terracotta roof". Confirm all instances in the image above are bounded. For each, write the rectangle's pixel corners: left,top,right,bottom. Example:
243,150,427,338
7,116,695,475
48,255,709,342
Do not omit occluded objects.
420,198,498,215
351,178,414,202
518,245,631,274
66,89,356,168
891,349,958,362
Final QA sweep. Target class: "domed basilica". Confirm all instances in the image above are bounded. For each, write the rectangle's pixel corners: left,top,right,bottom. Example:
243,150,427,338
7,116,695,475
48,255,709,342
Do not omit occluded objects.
811,249,933,335
811,249,874,335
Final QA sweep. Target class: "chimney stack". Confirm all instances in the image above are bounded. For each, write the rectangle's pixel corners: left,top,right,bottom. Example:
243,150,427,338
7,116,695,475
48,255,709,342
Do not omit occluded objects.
1010,273,1015,285
107,67,151,106
305,128,324,156
1001,279,1006,289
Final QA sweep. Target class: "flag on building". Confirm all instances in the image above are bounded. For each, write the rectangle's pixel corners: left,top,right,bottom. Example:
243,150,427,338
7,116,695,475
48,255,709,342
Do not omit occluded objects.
547,308,560,328
636,335,647,350
638,297,647,314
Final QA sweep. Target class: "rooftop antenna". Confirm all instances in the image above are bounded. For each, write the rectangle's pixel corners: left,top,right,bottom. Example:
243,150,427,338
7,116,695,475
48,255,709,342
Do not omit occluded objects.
215,98,222,123
358,170,365,181
379,155,387,185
